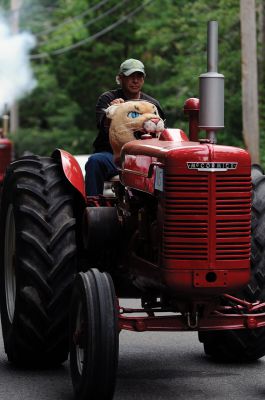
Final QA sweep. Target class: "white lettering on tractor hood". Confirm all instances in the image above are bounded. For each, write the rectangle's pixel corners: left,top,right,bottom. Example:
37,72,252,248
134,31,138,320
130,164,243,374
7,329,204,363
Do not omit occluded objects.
187,162,238,172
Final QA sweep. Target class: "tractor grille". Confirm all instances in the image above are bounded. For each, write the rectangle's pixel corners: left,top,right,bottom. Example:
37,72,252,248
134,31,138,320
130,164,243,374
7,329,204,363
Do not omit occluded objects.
216,175,251,260
163,175,209,260
163,173,251,263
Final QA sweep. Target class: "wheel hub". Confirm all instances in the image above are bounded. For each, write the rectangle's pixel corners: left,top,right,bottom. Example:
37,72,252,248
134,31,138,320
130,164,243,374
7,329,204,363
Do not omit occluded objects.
4,205,16,323
75,303,85,374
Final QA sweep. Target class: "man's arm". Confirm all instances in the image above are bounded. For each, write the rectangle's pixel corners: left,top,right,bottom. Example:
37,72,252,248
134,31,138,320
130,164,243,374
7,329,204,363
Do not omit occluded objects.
93,91,124,153
96,91,115,129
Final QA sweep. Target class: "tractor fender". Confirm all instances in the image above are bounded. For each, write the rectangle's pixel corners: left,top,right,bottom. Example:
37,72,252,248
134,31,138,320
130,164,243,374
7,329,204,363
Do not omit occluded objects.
52,149,86,200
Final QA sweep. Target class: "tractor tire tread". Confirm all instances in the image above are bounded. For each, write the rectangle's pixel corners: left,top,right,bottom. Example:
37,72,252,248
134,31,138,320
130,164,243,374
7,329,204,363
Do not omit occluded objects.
0,155,78,367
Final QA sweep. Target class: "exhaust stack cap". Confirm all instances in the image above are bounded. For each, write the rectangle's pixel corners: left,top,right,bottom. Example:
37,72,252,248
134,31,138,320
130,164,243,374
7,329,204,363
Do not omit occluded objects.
199,21,224,131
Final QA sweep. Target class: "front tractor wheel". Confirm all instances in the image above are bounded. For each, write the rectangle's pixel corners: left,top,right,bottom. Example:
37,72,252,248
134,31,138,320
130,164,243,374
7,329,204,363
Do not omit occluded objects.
70,269,119,400
0,155,78,367
199,164,265,362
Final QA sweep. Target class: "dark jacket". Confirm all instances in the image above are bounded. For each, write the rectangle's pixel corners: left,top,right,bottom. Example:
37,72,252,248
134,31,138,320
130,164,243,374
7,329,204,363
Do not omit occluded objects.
93,88,165,153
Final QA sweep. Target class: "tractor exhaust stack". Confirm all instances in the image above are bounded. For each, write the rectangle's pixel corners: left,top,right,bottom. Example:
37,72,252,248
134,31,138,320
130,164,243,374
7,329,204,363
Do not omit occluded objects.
199,21,224,143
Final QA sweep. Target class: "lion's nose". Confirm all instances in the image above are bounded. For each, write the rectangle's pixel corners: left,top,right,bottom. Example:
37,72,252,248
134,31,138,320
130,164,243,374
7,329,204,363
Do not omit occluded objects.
151,118,160,124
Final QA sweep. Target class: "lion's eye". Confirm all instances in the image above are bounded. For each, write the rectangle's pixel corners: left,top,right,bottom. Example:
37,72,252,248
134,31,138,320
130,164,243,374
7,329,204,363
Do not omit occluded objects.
128,111,141,118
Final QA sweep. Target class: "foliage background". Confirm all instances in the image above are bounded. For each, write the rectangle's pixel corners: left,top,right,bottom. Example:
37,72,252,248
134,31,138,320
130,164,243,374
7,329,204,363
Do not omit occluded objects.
1,0,264,163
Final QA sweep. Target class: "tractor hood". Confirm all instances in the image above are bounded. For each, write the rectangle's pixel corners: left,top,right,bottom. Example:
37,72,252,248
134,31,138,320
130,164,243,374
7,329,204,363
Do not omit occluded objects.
120,137,251,194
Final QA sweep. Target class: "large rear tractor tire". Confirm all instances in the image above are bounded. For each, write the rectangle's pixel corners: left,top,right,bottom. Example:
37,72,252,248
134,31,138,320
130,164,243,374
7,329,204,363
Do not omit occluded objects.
199,164,265,362
70,269,119,400
0,156,78,367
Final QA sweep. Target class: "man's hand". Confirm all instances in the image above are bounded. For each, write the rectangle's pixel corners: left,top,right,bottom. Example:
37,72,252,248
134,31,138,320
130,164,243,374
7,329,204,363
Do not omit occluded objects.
110,98,125,105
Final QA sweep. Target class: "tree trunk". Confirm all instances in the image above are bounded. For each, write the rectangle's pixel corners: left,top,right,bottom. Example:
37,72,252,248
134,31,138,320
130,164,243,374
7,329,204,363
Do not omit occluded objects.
240,0,260,163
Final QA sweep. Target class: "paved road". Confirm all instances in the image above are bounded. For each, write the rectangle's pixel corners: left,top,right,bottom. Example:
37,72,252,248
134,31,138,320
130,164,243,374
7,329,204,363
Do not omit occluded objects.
1,308,265,400
117,330,265,400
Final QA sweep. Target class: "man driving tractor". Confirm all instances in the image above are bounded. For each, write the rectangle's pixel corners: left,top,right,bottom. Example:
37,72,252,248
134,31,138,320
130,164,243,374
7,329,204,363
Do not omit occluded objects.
85,58,165,195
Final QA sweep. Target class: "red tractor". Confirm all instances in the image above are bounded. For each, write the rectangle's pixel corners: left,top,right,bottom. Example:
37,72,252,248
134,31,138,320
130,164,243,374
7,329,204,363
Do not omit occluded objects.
0,21,265,400
0,112,12,186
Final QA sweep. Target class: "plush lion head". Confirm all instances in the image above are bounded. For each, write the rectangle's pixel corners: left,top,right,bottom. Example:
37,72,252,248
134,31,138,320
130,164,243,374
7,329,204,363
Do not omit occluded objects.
105,100,164,160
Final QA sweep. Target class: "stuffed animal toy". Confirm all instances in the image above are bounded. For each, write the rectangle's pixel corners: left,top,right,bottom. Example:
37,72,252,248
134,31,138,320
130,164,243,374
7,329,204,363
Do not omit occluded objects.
105,100,164,160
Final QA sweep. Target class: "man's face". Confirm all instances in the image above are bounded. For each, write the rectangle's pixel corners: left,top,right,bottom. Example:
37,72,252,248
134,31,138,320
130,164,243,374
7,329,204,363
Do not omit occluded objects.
119,72,145,96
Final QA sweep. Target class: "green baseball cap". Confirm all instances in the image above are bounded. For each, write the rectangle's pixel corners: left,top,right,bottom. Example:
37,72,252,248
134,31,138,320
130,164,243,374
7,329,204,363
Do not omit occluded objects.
119,58,146,77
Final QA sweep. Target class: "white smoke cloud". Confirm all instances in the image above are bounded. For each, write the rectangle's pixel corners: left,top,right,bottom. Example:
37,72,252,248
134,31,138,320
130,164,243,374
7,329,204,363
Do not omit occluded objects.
0,15,36,115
